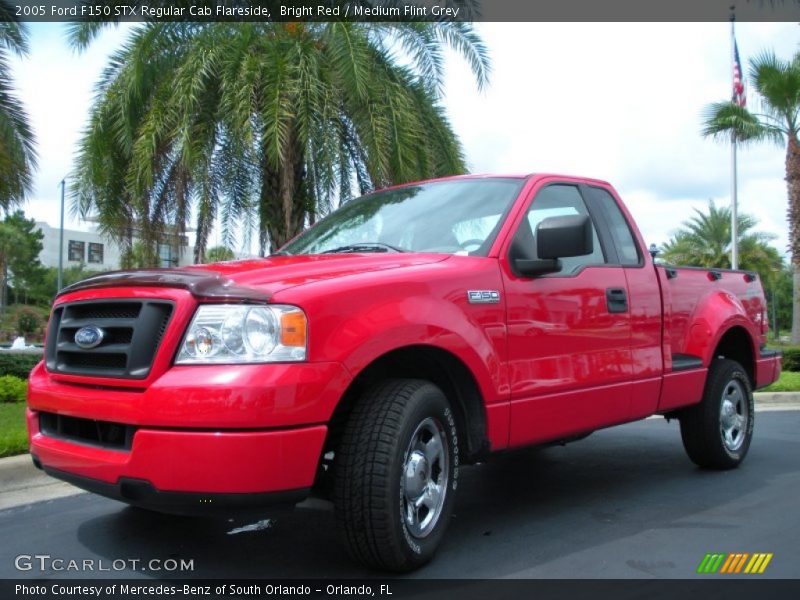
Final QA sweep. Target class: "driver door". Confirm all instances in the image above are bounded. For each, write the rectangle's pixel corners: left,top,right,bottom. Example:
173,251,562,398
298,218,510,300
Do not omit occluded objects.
500,181,633,447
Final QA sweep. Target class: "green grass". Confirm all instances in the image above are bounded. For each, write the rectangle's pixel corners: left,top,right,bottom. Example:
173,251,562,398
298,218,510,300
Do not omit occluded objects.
761,371,800,393
0,402,28,458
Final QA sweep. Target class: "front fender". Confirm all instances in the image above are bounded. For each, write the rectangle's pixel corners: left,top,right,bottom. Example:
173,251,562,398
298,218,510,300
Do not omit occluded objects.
270,258,508,405
326,295,504,405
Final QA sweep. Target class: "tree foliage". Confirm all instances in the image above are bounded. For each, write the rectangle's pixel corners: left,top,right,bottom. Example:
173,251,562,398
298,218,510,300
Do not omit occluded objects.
660,200,783,288
702,48,800,341
15,305,39,335
204,245,235,263
0,1,36,213
768,266,793,338
0,222,22,313
120,240,158,269
18,264,101,307
1,210,44,304
70,20,490,261
0,209,43,310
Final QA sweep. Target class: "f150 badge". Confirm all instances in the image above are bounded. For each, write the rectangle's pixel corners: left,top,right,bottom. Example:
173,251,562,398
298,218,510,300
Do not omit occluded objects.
467,290,500,304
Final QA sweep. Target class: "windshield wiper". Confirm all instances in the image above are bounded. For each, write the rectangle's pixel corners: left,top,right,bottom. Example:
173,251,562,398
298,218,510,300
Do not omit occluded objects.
321,242,406,254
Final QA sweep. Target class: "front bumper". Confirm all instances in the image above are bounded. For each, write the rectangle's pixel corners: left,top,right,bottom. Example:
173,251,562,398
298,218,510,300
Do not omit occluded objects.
28,408,326,512
27,360,351,430
36,463,310,516
26,358,350,511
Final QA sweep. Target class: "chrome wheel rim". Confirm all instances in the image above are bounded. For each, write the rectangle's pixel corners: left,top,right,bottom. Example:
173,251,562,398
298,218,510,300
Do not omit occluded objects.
720,379,749,452
401,417,449,538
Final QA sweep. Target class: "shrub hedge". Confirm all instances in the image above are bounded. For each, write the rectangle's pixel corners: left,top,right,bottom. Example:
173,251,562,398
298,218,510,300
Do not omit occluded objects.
16,308,41,336
0,353,42,379
781,347,800,372
0,375,27,403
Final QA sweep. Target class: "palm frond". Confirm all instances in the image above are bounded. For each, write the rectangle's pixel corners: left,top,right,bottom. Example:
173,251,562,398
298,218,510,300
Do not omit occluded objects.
659,199,783,282
74,18,489,256
701,101,783,145
430,22,490,92
749,49,800,127
65,22,114,52
0,1,29,56
0,47,36,211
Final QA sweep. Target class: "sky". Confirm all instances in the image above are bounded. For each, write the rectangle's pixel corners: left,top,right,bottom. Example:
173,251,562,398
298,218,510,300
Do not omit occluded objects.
9,21,799,257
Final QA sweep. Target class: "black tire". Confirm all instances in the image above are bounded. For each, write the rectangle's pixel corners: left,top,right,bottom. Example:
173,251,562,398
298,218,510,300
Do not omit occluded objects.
334,379,459,572
679,358,754,469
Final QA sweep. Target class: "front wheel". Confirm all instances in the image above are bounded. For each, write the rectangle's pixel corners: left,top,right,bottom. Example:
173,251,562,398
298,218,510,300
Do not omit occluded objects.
679,358,754,469
334,379,459,572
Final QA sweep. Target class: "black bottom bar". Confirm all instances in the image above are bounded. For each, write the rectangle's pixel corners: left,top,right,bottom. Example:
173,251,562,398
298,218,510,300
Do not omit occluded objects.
39,463,308,517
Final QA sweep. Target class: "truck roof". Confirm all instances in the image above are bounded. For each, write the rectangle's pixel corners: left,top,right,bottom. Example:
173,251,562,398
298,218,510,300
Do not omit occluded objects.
374,172,614,192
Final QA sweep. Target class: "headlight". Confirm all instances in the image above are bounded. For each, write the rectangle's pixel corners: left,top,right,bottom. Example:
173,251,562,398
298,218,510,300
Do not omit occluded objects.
176,304,307,364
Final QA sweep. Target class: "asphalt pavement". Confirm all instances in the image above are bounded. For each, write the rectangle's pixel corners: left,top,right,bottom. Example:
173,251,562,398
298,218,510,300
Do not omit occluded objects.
1,409,798,580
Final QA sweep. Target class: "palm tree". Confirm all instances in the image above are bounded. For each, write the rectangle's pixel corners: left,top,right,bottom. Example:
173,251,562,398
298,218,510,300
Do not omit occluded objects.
70,20,489,262
660,200,783,289
0,1,36,213
702,49,800,341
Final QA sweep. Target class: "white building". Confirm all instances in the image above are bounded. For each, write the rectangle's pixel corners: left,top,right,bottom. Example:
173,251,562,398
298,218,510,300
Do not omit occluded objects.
34,222,196,271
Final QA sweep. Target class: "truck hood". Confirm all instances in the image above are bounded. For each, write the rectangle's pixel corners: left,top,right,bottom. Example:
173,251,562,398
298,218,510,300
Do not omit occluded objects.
57,253,451,303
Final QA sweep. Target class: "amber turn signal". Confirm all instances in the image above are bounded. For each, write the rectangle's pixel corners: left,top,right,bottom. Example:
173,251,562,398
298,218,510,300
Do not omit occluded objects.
281,311,307,347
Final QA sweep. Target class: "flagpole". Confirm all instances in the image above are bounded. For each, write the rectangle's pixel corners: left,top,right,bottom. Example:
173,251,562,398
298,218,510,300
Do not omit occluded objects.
730,8,739,270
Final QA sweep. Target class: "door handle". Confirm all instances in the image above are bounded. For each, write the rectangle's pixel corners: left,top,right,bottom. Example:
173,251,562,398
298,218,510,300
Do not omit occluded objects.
605,288,628,313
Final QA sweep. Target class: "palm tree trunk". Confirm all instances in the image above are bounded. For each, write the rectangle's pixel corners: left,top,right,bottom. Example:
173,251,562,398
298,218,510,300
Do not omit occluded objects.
277,131,307,252
258,159,280,256
262,132,307,254
787,134,800,343
194,217,210,264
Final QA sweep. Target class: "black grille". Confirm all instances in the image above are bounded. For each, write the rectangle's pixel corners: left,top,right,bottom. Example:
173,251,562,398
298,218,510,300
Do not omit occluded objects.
58,352,128,370
67,303,141,320
45,300,174,379
39,412,135,450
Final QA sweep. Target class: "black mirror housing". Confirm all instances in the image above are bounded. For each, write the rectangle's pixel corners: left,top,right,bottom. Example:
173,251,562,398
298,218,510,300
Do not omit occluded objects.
537,214,593,260
513,258,561,277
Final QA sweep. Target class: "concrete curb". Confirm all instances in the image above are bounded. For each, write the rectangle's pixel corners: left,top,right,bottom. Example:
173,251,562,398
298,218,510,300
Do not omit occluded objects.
0,454,82,511
754,391,800,403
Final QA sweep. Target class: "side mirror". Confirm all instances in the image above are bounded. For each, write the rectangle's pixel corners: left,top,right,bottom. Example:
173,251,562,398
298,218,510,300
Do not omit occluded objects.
513,214,593,277
537,214,593,259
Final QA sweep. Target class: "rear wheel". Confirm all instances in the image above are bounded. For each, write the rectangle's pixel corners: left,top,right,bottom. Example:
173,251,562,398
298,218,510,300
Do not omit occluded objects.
334,379,458,572
679,358,754,469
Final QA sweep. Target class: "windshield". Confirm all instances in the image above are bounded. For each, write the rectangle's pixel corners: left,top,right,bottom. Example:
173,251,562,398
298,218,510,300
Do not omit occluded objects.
280,178,525,256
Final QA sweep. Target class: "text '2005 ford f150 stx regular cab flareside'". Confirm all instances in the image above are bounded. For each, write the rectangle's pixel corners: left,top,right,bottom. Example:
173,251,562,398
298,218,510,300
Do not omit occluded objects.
27,174,781,571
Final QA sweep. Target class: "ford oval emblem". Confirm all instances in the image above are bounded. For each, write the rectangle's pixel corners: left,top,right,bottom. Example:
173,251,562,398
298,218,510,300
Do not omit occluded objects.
74,325,104,349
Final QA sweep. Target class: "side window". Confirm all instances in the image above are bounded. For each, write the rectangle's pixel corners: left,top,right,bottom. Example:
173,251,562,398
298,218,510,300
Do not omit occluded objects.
514,184,605,275
587,187,641,266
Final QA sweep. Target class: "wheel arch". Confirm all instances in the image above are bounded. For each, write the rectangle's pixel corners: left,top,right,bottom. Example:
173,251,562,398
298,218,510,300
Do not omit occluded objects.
325,344,490,465
711,325,756,388
682,289,760,387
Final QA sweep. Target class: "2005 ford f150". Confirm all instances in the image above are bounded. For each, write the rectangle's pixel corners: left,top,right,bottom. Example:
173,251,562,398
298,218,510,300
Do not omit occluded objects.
27,174,781,571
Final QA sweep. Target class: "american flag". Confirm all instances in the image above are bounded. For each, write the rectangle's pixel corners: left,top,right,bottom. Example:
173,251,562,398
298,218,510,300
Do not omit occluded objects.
733,39,746,107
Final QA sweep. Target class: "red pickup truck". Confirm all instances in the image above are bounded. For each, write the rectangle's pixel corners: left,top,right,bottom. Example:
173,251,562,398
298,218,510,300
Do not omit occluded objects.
27,174,780,571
